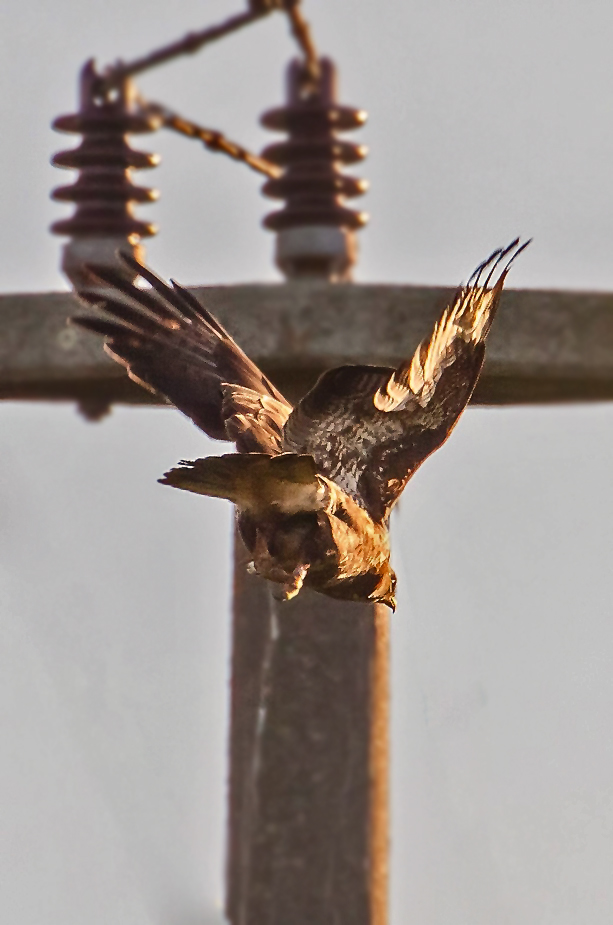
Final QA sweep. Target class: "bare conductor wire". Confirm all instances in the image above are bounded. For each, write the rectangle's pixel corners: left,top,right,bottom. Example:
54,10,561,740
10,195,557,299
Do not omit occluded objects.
138,99,282,179
98,8,270,94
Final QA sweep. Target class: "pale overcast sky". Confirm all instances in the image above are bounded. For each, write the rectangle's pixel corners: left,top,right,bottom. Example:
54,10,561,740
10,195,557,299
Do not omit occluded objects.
2,2,613,924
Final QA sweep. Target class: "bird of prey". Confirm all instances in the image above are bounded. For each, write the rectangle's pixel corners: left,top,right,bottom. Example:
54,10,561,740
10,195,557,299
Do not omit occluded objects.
73,239,528,611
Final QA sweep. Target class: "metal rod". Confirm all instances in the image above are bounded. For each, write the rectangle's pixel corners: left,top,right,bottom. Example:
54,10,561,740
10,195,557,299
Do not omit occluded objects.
140,99,282,178
284,4,320,84
99,9,269,93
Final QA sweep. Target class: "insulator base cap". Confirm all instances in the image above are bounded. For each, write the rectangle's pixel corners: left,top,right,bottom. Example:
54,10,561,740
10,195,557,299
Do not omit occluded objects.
275,225,357,281
60,236,146,292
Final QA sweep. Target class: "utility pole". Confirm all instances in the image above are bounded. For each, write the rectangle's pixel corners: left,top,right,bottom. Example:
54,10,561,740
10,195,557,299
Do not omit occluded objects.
4,270,613,925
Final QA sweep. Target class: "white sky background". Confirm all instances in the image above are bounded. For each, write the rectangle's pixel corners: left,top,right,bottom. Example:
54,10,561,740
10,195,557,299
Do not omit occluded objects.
1,1,613,923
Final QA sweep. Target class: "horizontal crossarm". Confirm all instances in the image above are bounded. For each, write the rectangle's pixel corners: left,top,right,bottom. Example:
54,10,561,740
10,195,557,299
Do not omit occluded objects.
2,283,613,406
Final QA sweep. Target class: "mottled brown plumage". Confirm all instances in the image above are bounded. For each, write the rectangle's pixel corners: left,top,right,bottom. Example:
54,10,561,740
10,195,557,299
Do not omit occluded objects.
73,239,528,609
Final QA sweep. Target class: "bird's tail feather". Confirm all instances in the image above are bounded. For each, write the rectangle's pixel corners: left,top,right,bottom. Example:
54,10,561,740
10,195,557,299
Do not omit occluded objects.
159,452,321,513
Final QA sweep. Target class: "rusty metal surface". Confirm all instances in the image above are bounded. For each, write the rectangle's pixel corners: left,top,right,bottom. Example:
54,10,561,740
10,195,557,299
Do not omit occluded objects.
141,99,282,178
97,8,269,92
227,533,389,925
1,282,613,405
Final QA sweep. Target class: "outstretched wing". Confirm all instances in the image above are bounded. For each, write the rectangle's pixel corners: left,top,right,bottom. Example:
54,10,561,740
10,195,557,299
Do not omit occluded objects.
283,239,529,521
72,254,292,454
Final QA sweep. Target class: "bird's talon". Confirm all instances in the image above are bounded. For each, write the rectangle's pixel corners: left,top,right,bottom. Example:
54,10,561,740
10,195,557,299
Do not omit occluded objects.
281,563,310,601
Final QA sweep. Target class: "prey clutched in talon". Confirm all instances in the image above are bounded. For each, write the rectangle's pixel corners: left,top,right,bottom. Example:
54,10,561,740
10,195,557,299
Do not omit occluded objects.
281,564,310,602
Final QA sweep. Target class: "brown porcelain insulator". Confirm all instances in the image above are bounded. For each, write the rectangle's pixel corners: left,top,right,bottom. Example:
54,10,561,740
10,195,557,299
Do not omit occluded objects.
51,60,160,242
260,58,368,280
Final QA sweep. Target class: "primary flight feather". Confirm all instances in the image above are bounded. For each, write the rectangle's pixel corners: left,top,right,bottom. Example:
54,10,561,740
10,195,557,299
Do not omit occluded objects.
73,239,528,610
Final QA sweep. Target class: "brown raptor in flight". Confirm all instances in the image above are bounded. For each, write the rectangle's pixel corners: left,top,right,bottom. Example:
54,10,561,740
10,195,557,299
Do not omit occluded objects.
73,239,528,610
